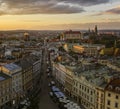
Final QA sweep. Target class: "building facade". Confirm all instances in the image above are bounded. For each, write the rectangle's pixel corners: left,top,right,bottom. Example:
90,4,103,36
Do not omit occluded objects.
72,75,96,109
72,44,105,56
52,62,66,88
60,30,82,41
105,79,120,109
1,63,23,105
0,72,12,109
15,59,33,97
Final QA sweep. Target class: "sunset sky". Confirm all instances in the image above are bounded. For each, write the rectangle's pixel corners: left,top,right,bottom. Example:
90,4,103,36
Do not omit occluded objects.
0,0,120,30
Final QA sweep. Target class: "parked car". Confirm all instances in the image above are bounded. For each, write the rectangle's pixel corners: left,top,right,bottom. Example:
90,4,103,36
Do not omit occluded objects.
48,81,55,87
49,92,53,97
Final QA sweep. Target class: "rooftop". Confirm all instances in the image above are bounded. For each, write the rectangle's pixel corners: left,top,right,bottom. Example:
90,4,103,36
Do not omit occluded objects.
4,63,21,71
54,54,120,88
106,78,120,94
0,72,11,82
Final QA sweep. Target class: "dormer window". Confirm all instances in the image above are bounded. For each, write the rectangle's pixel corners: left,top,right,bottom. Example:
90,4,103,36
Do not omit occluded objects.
115,87,120,92
108,85,113,90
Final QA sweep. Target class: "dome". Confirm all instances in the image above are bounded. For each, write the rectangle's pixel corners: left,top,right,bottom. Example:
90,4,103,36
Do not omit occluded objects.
24,32,29,36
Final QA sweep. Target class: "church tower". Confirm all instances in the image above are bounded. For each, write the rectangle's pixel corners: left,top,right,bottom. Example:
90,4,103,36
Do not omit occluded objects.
95,25,98,35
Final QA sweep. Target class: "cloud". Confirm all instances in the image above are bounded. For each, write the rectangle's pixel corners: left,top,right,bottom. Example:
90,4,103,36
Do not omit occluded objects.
59,0,110,6
94,5,120,16
105,6,120,14
0,0,110,15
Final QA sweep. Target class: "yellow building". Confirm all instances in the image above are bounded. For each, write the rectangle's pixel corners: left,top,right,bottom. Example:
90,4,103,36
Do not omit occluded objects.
63,43,80,52
105,78,120,109
100,48,114,56
0,72,12,109
100,48,120,56
72,44,105,56
72,45,84,54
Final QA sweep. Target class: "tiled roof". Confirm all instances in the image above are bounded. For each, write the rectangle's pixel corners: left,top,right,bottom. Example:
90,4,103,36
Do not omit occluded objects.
106,78,120,93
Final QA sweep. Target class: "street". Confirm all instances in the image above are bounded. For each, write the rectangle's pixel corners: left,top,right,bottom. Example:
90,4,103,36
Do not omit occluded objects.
38,48,59,109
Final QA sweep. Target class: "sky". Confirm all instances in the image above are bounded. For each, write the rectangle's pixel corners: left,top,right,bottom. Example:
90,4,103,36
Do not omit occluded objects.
0,0,120,30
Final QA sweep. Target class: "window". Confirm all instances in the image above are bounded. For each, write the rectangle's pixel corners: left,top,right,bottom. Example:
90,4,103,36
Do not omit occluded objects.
101,94,103,97
97,92,99,96
115,102,118,108
87,89,89,93
6,96,8,100
116,95,119,99
87,96,89,100
100,105,103,109
1,98,3,103
76,82,78,87
80,85,81,88
79,91,81,95
107,100,110,105
91,91,93,95
91,98,93,102
108,93,111,97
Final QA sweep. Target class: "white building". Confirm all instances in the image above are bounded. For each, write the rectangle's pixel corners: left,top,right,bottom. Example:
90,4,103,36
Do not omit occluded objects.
52,62,66,87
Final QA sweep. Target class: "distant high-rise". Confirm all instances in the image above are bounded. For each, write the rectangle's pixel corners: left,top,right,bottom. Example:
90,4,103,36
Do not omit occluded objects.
95,25,98,35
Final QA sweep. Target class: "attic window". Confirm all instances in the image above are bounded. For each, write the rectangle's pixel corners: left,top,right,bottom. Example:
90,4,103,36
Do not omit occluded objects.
108,85,113,90
115,87,120,92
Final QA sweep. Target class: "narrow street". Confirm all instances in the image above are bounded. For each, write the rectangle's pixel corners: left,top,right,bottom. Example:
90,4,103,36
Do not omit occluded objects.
38,48,59,109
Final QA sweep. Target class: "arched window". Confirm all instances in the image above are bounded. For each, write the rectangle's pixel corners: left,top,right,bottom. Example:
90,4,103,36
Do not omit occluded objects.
115,87,120,92
108,85,113,90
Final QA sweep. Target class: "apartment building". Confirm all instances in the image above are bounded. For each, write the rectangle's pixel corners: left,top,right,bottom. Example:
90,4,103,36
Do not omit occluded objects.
52,52,120,109
0,72,12,109
52,62,66,87
96,86,105,109
105,78,120,109
1,63,23,105
64,66,74,97
27,54,42,93
15,58,33,96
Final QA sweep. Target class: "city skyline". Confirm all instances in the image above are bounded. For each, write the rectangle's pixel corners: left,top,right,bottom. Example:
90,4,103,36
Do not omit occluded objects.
0,0,120,30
